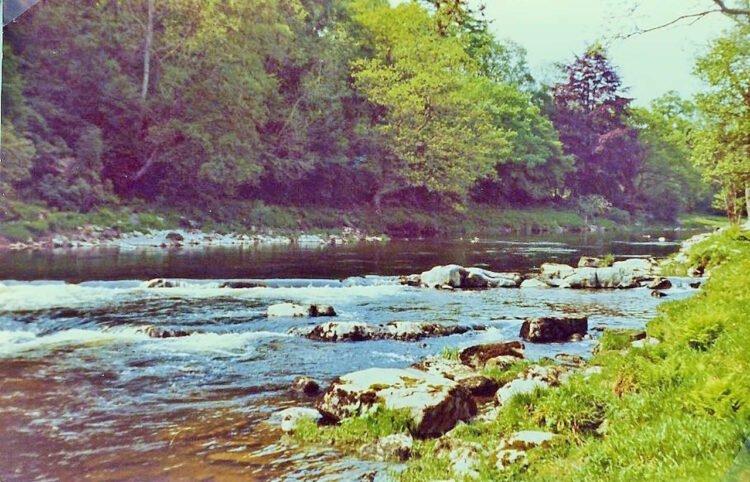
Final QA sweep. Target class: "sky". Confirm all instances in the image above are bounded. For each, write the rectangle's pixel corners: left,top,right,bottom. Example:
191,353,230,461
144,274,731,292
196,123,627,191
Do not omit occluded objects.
481,0,733,105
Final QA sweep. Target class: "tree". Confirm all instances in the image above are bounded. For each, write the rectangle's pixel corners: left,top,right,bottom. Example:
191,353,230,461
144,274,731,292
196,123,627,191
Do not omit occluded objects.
631,93,707,220
551,45,644,210
693,24,750,224
350,0,510,209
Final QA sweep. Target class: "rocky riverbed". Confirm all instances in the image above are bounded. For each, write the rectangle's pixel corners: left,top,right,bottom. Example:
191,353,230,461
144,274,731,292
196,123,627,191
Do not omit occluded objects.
0,233,706,481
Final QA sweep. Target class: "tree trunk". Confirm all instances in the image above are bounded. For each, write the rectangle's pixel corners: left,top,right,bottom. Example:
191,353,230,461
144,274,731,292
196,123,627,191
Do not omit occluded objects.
745,181,750,228
141,0,154,103
373,189,384,213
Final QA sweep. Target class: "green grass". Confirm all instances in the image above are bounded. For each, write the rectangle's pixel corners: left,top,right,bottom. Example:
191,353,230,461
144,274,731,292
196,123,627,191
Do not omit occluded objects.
293,407,416,448
662,226,749,276
595,328,644,352
0,198,724,243
679,213,729,229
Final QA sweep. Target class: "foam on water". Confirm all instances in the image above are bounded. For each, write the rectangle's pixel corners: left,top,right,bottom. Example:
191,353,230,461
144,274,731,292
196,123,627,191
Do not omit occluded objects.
0,326,290,357
0,277,402,313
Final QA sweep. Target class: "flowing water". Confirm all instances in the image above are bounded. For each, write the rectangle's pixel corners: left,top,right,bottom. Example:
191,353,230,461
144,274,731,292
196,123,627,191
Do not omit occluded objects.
0,230,701,481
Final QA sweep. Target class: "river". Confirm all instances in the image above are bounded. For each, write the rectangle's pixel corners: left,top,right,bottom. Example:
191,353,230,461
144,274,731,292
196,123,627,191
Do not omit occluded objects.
0,230,700,481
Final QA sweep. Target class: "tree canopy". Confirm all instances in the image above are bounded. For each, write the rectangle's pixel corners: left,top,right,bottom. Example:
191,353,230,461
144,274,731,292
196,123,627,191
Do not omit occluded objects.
0,0,715,222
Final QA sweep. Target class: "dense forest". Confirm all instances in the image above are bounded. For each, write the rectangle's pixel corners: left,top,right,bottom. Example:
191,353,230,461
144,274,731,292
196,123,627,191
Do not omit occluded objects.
0,0,746,224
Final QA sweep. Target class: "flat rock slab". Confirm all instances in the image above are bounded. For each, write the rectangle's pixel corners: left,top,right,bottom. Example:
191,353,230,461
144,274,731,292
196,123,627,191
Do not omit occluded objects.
317,367,477,438
458,341,525,369
293,321,480,342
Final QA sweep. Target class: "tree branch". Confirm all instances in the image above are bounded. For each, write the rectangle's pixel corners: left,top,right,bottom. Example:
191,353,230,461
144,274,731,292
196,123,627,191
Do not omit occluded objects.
712,0,750,16
620,9,720,38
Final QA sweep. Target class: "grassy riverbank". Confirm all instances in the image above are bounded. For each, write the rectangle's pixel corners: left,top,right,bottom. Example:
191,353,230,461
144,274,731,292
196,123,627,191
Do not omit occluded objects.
0,200,716,244
293,227,749,481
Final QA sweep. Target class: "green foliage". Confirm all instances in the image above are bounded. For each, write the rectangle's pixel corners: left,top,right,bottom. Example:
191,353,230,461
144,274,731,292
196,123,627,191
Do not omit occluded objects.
0,120,36,197
596,328,643,352
631,93,709,221
293,406,416,448
350,1,510,204
599,253,616,267
482,359,532,386
441,346,460,361
693,24,750,223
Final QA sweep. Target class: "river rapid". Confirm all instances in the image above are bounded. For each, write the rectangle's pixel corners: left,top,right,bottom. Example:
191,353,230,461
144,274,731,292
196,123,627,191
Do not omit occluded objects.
0,231,701,481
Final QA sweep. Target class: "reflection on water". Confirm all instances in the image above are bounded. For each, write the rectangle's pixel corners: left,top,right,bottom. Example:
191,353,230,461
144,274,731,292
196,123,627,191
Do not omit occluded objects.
0,232,699,481
0,230,687,282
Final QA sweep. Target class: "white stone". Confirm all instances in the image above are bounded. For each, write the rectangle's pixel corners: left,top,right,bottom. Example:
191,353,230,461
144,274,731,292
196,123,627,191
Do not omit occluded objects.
495,378,548,406
317,368,476,437
267,303,310,317
276,407,322,432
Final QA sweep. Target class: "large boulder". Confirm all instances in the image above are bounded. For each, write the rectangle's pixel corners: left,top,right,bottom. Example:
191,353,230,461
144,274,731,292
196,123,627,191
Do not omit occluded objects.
415,265,521,289
520,316,588,343
317,368,477,437
420,265,465,288
412,355,499,396
577,256,602,268
595,266,637,289
539,263,576,282
463,268,521,289
520,278,551,289
458,341,525,369
562,267,598,289
612,258,657,277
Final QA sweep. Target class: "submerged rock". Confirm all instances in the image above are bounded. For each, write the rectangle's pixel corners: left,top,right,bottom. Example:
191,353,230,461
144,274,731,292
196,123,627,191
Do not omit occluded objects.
317,367,477,437
520,316,588,343
145,278,189,288
291,376,322,396
138,325,194,338
218,281,267,289
267,303,337,318
165,231,185,242
647,277,672,290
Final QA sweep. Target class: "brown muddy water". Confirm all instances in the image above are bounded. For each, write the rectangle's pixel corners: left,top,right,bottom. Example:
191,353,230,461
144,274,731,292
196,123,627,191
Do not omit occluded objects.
0,231,702,481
